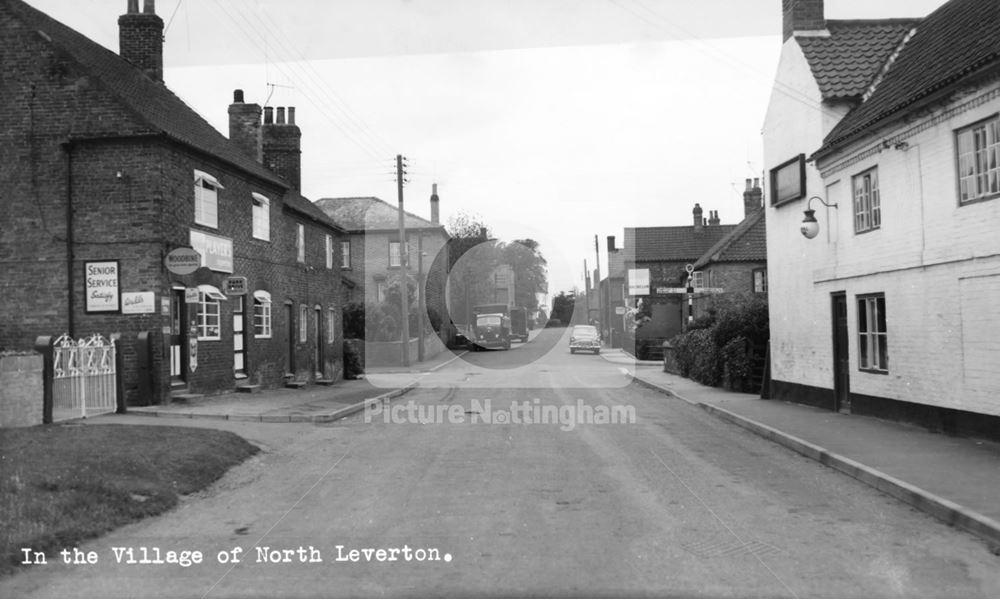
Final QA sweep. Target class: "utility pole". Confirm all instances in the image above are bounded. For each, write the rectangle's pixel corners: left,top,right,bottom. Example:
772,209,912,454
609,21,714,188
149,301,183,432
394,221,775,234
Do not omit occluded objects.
417,232,425,362
396,154,410,367
594,234,602,341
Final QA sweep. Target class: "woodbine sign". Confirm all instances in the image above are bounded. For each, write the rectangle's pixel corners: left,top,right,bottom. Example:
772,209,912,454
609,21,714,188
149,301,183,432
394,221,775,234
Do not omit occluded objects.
165,247,201,275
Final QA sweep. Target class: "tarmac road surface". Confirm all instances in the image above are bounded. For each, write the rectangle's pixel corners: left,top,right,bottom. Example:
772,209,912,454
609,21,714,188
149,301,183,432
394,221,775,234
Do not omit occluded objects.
3,329,1000,598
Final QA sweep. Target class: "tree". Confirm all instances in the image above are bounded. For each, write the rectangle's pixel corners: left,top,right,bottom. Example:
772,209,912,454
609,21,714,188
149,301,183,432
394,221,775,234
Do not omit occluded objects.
551,291,575,325
501,239,548,312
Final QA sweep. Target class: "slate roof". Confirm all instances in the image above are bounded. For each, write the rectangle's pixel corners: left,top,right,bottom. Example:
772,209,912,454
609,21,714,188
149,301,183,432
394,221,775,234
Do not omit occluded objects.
625,224,737,263
314,197,446,234
4,0,284,187
693,209,767,269
797,19,921,100
283,191,345,234
817,0,1000,158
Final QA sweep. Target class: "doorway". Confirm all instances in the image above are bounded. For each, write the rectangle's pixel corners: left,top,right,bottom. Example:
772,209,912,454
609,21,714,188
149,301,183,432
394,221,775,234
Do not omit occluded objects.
233,296,247,378
170,289,188,385
831,292,851,413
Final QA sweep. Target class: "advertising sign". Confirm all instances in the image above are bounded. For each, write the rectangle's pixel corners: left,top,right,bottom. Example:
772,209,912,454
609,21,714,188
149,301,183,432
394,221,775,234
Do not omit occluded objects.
122,291,155,314
190,230,233,273
165,247,201,275
224,276,248,296
84,261,120,313
627,268,650,296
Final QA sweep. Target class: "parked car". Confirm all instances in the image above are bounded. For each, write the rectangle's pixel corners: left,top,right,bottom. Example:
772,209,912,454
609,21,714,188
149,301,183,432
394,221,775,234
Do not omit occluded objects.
569,325,601,354
471,313,511,351
545,318,562,328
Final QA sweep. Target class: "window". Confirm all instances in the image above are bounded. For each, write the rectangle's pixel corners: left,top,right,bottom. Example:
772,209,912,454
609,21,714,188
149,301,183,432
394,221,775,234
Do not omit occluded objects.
194,170,223,228
753,269,768,293
957,115,1000,204
376,280,387,303
326,235,334,269
852,167,881,233
299,304,308,343
690,271,704,289
389,241,402,267
327,308,336,344
196,285,226,340
341,241,351,269
296,224,305,263
857,294,888,372
253,291,272,338
252,192,270,241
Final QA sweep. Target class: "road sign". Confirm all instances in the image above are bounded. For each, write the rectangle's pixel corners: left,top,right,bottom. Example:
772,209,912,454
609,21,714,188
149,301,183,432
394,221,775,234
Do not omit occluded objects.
655,287,690,294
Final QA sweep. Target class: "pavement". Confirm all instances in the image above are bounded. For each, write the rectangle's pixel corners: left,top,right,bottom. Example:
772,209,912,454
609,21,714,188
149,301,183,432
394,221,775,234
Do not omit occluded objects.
126,348,467,424
602,348,1000,550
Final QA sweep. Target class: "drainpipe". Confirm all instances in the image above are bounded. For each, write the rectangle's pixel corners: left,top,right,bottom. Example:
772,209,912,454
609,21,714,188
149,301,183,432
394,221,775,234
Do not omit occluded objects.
62,140,76,337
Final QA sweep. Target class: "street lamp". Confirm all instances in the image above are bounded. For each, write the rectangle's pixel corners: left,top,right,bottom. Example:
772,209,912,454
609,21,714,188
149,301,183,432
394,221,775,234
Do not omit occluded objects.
801,196,838,239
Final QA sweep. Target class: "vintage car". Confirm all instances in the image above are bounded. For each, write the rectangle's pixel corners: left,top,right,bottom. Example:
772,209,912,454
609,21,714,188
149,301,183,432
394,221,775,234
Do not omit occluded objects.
569,324,601,354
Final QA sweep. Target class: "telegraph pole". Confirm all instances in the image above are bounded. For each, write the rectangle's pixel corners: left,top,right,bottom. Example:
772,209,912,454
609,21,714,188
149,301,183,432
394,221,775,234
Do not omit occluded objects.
396,154,410,367
594,234,602,341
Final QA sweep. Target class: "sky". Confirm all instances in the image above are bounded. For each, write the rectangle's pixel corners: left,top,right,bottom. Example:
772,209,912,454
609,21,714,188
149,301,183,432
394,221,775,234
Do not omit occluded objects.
27,0,948,302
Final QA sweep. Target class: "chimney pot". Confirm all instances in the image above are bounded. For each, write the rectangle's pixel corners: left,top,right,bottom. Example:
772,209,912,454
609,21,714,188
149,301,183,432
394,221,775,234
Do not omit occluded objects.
233,89,244,103
142,0,155,14
276,107,286,125
607,235,616,252
263,106,274,124
430,184,440,224
127,0,139,13
287,107,295,125
753,177,760,188
745,178,752,190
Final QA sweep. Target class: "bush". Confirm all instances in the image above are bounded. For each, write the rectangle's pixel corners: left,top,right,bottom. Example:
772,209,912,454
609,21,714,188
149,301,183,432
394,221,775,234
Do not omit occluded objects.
669,293,768,390
343,302,366,339
343,340,363,379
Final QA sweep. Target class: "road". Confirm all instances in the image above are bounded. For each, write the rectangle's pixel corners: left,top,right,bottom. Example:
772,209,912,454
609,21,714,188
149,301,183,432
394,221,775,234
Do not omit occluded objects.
4,328,1000,598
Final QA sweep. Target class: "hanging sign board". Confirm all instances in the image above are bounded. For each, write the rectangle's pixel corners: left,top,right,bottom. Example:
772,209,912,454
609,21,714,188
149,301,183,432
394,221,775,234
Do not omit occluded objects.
627,269,650,296
165,247,201,275
224,276,248,296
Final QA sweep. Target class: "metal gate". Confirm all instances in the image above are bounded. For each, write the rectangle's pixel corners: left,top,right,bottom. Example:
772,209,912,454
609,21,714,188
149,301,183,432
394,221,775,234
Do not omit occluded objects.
52,333,118,420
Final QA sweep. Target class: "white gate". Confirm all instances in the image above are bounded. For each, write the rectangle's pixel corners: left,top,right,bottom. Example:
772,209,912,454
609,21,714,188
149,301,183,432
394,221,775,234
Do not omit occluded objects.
52,334,118,421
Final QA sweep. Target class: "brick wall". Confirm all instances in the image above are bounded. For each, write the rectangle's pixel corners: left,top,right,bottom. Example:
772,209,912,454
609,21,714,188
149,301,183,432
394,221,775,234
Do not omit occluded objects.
0,354,43,427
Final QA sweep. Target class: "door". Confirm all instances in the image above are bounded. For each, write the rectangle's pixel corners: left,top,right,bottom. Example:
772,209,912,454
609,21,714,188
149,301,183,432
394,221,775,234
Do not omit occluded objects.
286,302,296,375
831,292,850,413
170,289,188,384
314,306,323,378
233,296,247,378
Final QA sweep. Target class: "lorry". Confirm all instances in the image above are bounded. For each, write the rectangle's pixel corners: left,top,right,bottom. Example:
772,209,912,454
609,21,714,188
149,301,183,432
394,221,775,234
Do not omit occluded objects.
509,307,529,342
470,304,512,351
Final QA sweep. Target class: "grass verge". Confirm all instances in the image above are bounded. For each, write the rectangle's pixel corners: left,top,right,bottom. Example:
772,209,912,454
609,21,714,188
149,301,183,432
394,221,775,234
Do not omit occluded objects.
0,423,259,577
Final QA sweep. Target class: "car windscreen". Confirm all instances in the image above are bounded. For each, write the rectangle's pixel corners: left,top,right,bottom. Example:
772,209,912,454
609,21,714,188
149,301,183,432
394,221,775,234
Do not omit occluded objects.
572,327,597,337
477,316,501,327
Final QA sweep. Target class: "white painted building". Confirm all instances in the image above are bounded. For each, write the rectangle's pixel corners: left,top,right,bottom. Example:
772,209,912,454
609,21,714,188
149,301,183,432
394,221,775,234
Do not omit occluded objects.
763,0,1000,438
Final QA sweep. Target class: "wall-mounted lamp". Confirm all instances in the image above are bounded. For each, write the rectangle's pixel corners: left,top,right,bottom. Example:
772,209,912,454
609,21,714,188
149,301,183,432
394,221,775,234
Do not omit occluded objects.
800,196,838,239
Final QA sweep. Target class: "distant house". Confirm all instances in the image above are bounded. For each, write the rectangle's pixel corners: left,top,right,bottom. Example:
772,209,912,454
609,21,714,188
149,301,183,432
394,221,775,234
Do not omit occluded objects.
690,179,768,318
622,204,737,358
763,0,1000,438
0,0,348,403
315,191,450,331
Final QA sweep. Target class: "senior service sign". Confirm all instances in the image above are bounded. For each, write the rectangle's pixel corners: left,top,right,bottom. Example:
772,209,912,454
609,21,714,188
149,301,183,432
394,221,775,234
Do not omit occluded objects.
84,260,120,313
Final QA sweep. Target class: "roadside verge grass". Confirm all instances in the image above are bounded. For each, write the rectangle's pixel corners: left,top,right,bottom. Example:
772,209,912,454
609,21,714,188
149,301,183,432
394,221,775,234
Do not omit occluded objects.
0,423,259,577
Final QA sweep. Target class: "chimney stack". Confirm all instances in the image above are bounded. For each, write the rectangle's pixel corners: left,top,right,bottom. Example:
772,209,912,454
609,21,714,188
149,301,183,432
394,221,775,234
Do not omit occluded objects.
607,235,616,253
119,0,163,82
262,105,302,192
228,89,262,163
708,210,720,226
693,203,703,230
743,177,763,217
430,183,440,224
782,0,825,42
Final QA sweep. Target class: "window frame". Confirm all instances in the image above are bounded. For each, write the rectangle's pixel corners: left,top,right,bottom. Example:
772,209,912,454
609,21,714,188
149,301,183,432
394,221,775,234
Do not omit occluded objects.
296,223,305,263
690,271,704,289
196,290,223,341
753,268,768,294
852,166,881,234
325,234,334,269
327,307,336,344
193,170,223,229
253,291,272,339
341,240,351,269
389,240,402,268
251,192,271,241
299,304,308,343
956,113,1000,205
857,293,889,374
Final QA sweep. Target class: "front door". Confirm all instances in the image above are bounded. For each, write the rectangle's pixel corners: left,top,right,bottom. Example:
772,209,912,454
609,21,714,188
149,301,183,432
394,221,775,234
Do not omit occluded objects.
832,292,850,413
170,289,188,384
314,306,323,378
233,296,247,378
286,302,296,375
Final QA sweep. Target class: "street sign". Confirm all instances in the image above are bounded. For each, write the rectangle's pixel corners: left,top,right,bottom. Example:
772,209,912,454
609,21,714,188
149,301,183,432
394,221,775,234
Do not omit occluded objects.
655,287,690,294
223,276,248,296
165,247,201,275
615,306,626,315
